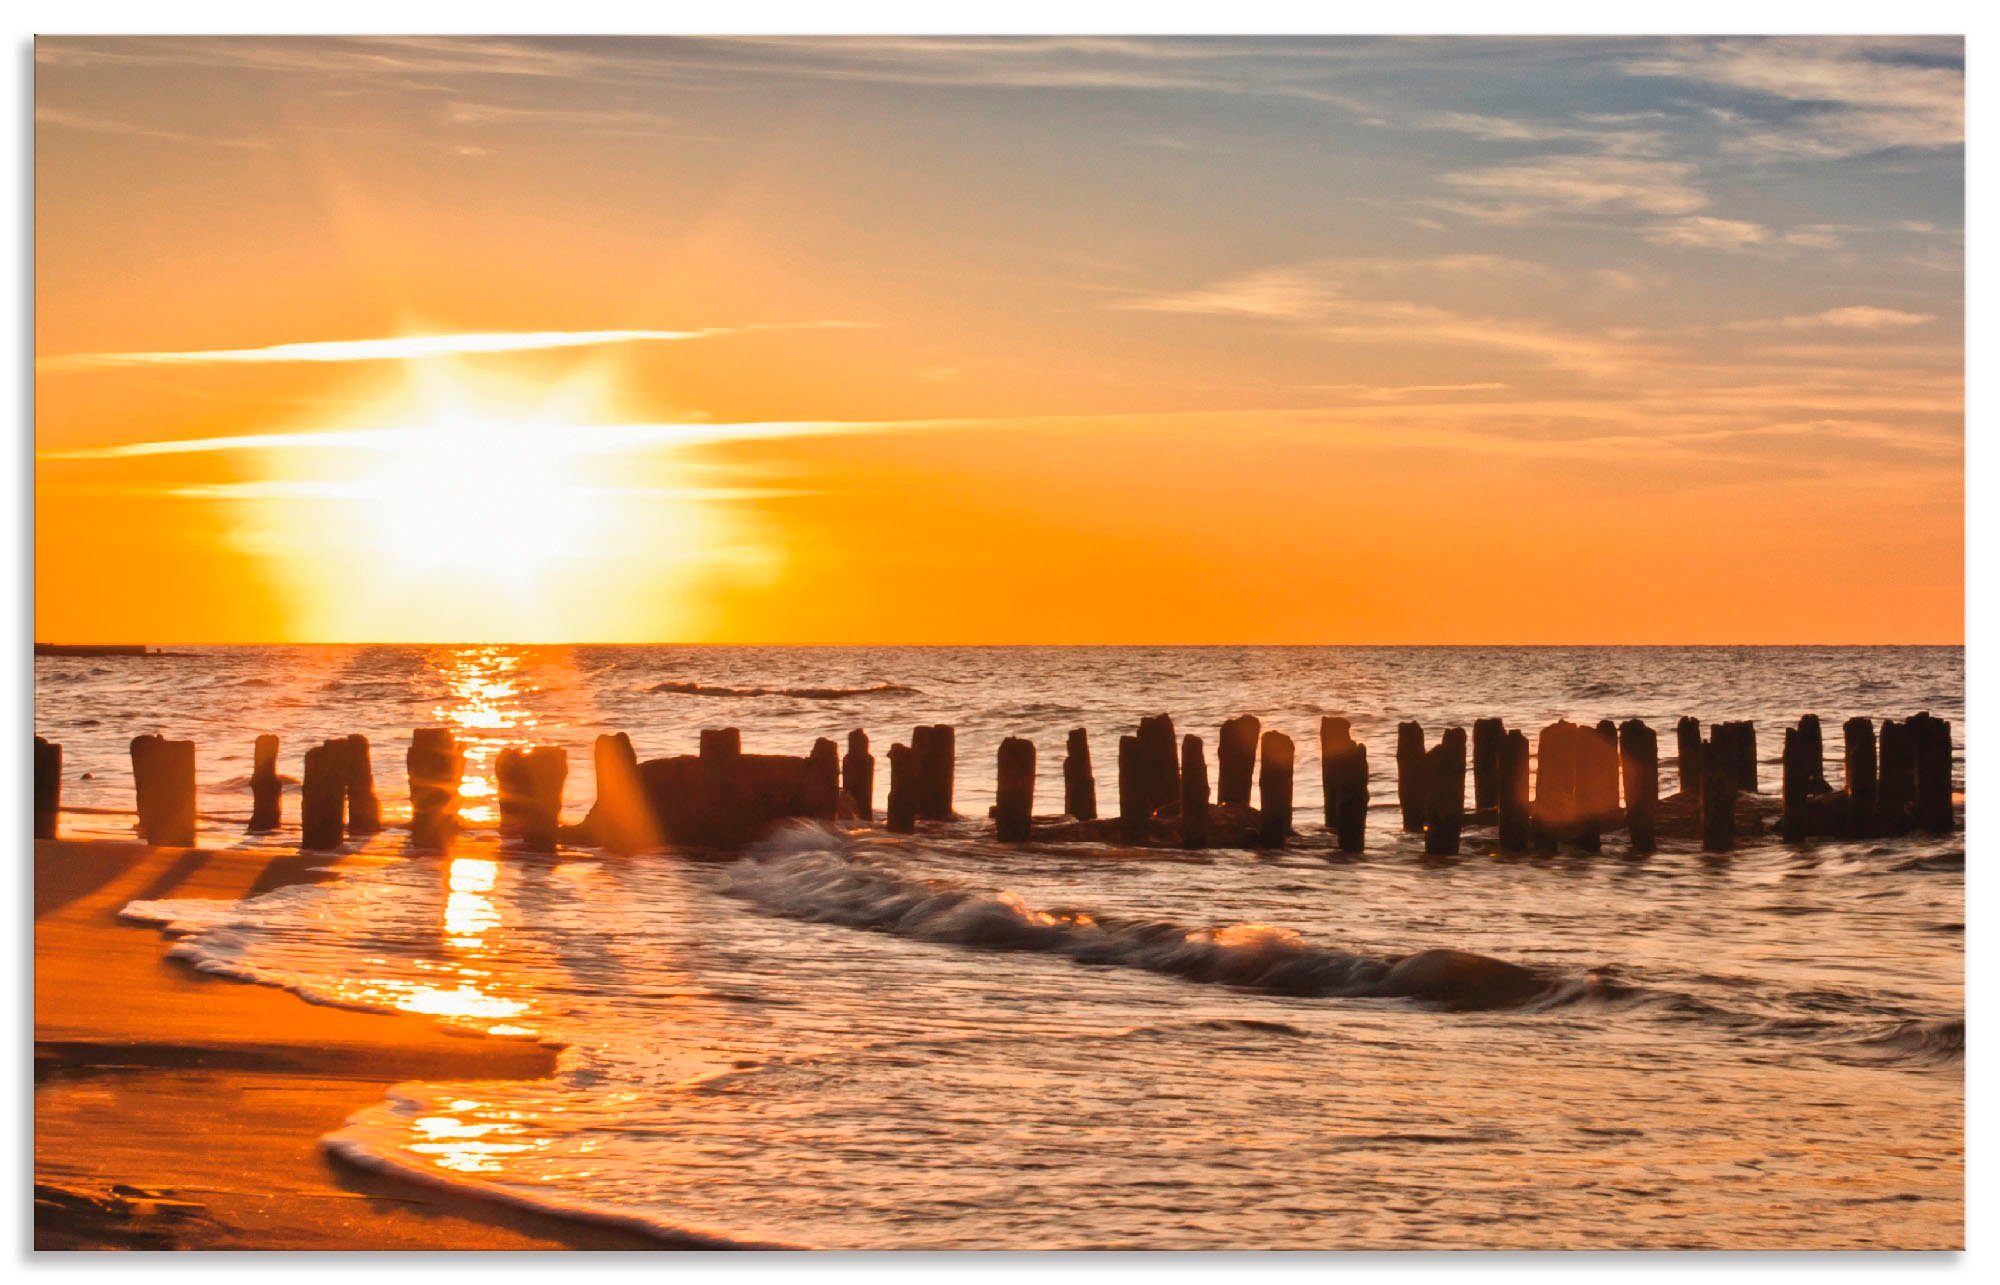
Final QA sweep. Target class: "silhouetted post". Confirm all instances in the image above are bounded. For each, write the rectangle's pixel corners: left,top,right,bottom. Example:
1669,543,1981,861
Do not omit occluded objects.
249,734,281,833
912,725,956,820
1532,721,1577,853
1798,715,1830,793
1497,730,1531,853
34,737,61,840
885,744,916,834
995,737,1035,843
130,734,196,848
1396,722,1425,832
843,729,874,822
1320,716,1349,830
1877,719,1915,836
1063,728,1097,821
1911,712,1954,833
1676,717,1702,795
1180,735,1209,850
1574,721,1618,853
1217,715,1260,808
300,740,345,851
1471,718,1504,817
1843,717,1877,839
1716,721,1758,792
1780,727,1810,842
340,734,382,836
806,738,841,819
1700,736,1735,853
1137,715,1180,814
1327,732,1368,854
591,732,653,853
1618,719,1658,854
497,745,567,852
1118,734,1147,843
1423,728,1466,856
407,727,464,850
1257,731,1294,848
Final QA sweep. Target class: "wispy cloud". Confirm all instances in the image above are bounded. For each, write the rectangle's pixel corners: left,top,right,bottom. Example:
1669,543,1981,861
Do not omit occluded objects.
35,106,267,149
1434,154,1708,223
39,323,868,371
1727,306,1936,333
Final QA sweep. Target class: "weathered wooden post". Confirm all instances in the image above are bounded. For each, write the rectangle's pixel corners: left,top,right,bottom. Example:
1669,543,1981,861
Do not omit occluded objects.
1471,717,1503,817
1574,721,1618,853
407,727,464,850
1217,715,1260,808
1911,712,1954,833
1326,728,1368,854
1700,736,1735,853
1422,727,1466,856
340,734,382,836
1797,715,1831,793
300,740,345,851
1396,721,1425,832
1497,729,1531,853
34,736,61,840
1063,728,1097,821
130,734,196,848
1320,716,1347,830
1843,717,1877,839
590,732,653,853
995,737,1035,843
843,729,874,822
912,725,956,820
1137,715,1180,814
806,737,841,819
497,745,567,853
1531,721,1576,853
1717,721,1758,792
1180,735,1209,850
1877,719,1915,836
1257,731,1294,848
885,743,916,834
1780,726,1810,842
1676,717,1702,795
1118,734,1148,843
248,734,281,833
1618,719,1658,853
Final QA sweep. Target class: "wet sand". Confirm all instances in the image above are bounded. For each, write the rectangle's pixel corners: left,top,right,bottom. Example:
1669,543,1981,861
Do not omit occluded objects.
34,838,682,1250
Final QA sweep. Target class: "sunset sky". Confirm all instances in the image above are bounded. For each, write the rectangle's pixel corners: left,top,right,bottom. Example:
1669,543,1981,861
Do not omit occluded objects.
35,36,1963,643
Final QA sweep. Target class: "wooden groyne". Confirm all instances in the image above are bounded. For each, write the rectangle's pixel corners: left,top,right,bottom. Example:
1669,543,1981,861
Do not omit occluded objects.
41,707,1959,857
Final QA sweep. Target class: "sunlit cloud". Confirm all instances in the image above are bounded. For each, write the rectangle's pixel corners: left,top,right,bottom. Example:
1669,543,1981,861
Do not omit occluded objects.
39,322,869,371
1727,306,1936,333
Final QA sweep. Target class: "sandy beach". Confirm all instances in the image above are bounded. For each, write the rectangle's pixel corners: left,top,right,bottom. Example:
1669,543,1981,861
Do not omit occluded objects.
33,837,680,1250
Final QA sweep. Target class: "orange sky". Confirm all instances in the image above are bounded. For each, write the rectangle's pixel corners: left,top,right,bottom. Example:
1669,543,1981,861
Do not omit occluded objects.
34,36,1964,643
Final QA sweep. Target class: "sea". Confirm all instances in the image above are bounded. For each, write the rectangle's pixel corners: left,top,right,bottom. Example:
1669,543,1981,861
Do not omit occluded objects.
34,645,1965,1249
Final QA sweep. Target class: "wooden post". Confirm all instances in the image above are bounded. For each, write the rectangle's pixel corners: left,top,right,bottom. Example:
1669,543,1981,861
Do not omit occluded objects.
1217,715,1259,808
885,744,916,834
843,729,874,822
1797,715,1830,793
1118,734,1148,843
1422,727,1466,856
1326,730,1368,855
1471,717,1503,816
1877,719,1914,836
912,725,955,820
1320,716,1348,830
994,737,1035,843
1063,728,1097,821
498,745,567,853
1574,721,1617,853
1257,731,1294,848
130,734,196,848
1843,717,1877,839
1780,726,1809,842
1532,721,1576,853
1676,717,1702,795
1701,736,1735,853
1137,715,1180,814
249,734,281,833
1716,721,1758,793
1911,712,1954,833
591,732,653,853
1618,719,1658,854
1180,734,1209,850
1395,721,1425,832
407,727,464,850
806,737,841,819
300,740,345,851
34,736,61,840
1497,729,1531,853
340,734,382,836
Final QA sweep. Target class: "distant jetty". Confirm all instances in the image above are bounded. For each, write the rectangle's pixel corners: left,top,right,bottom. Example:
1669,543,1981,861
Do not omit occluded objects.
35,644,153,658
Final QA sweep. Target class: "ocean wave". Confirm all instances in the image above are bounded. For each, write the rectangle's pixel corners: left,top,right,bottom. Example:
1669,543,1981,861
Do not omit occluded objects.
721,823,1573,1012
651,679,918,699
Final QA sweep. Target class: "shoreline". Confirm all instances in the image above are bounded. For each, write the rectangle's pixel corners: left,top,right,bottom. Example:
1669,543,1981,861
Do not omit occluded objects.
33,837,693,1250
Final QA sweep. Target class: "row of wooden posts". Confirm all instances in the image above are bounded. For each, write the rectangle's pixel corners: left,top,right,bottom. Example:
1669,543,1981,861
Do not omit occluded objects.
31,708,1954,855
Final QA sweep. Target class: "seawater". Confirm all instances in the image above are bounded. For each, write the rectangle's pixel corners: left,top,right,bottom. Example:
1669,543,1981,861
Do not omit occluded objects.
39,645,1964,1248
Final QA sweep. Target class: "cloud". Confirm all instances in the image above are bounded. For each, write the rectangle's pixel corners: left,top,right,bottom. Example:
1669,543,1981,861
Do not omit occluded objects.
1641,216,1769,249
1435,154,1708,223
35,106,266,149
1627,37,1963,158
39,323,868,371
1728,306,1936,333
